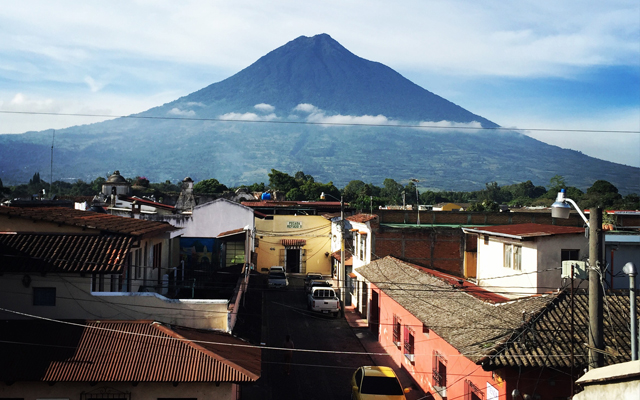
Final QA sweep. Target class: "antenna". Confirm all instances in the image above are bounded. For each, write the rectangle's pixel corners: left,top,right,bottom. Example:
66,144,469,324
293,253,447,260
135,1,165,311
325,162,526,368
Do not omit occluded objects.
50,129,55,199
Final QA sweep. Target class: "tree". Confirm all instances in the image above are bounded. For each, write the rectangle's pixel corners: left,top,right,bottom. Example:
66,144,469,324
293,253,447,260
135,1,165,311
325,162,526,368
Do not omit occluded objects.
381,178,404,205
90,177,106,194
343,180,366,202
193,178,228,194
0,178,10,195
268,169,298,193
583,180,622,208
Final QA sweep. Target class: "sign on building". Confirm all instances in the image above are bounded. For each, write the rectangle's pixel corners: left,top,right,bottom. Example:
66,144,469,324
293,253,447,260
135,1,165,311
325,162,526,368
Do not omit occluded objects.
287,221,303,229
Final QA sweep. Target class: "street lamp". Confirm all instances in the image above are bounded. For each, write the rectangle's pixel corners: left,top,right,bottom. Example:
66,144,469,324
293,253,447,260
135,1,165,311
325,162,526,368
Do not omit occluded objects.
622,262,638,361
320,192,346,310
551,188,604,369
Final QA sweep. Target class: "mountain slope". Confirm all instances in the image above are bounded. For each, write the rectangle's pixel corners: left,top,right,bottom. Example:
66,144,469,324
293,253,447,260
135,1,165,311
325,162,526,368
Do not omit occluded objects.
156,34,498,127
0,34,637,194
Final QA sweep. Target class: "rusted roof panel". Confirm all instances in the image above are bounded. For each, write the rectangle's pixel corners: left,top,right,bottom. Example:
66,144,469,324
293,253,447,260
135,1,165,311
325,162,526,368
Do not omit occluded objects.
0,320,260,382
465,223,585,239
347,214,378,223
0,207,177,238
0,233,133,273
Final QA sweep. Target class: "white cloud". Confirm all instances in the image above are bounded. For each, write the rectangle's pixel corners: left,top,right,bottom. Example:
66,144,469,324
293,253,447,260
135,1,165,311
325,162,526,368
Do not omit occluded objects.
219,112,278,121
254,103,275,113
167,108,195,117
293,103,319,113
417,120,483,132
84,76,105,92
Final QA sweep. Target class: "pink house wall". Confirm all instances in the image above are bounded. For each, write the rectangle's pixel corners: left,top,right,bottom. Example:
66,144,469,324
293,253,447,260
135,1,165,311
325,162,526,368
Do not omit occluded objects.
371,285,574,399
372,285,505,399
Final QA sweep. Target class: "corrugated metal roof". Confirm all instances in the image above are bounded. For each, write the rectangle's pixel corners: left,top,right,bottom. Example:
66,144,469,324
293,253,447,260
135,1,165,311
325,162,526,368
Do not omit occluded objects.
0,320,260,382
464,223,585,239
0,207,177,238
347,214,378,223
0,233,133,273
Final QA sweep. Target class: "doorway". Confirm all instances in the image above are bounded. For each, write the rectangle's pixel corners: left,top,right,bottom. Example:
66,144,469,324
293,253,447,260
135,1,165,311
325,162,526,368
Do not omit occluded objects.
286,248,301,273
370,289,379,339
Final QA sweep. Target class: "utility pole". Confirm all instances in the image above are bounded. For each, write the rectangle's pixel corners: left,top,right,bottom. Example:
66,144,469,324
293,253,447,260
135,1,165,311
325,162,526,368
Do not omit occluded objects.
588,207,604,369
340,195,346,312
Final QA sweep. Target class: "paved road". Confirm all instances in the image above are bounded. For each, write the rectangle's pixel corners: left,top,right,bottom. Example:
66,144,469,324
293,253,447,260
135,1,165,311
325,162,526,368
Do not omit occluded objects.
243,274,373,400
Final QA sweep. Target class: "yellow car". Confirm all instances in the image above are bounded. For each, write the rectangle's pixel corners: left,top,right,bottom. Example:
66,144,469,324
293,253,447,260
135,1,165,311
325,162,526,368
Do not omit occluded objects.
351,366,409,400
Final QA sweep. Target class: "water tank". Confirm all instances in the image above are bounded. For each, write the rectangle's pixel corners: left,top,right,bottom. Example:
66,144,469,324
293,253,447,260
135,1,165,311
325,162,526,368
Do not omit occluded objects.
261,192,272,200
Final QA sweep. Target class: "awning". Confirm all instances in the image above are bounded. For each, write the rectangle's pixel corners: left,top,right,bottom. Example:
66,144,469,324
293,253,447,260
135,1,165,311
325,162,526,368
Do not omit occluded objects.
281,239,306,247
349,272,357,278
358,231,368,235
217,228,247,240
331,250,353,266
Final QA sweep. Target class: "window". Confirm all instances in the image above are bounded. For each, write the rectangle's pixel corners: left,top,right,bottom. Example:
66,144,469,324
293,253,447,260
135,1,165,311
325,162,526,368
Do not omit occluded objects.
503,244,522,271
561,249,580,261
392,314,401,346
484,235,489,245
433,351,447,388
33,287,56,306
465,380,484,400
359,233,367,261
403,325,415,361
225,241,245,265
422,324,430,336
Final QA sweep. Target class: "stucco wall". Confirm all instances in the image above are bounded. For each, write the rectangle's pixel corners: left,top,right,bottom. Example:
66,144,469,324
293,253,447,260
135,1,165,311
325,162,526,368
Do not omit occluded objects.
0,381,237,400
0,274,230,331
255,215,331,274
476,233,588,298
175,198,255,239
476,237,539,298
371,285,503,399
0,215,92,233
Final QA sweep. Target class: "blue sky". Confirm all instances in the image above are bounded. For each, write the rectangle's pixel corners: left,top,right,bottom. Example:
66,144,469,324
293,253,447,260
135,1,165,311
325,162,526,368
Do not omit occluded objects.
1,0,638,169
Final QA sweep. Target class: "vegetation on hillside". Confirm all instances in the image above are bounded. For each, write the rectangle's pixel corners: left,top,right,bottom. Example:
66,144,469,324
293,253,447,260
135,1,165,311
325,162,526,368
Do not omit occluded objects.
2,171,638,212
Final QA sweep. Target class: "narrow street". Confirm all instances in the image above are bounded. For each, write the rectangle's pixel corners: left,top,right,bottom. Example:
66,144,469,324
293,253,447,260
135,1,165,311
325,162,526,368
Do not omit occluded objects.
242,274,373,400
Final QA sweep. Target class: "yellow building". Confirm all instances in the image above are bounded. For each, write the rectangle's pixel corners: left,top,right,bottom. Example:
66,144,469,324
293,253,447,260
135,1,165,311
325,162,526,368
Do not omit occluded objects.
255,215,332,275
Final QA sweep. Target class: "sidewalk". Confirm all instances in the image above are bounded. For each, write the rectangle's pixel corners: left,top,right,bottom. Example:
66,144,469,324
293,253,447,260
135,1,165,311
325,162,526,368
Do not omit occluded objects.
344,305,427,400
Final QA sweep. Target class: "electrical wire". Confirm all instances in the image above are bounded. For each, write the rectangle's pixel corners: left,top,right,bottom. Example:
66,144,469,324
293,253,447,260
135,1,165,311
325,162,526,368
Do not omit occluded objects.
1,109,638,134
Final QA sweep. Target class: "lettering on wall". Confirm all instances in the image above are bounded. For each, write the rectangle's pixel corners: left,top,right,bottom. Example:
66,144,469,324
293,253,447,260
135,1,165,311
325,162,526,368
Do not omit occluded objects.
287,221,303,229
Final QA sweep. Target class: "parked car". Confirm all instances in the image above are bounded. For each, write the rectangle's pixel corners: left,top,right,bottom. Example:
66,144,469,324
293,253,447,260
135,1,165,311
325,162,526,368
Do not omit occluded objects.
307,286,340,317
350,366,409,400
268,271,288,289
269,266,285,274
306,279,332,294
304,272,324,290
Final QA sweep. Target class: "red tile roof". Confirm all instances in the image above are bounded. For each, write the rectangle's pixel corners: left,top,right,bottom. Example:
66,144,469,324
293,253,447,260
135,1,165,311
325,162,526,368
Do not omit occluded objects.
0,207,177,238
347,214,378,223
464,223,585,239
0,320,260,382
0,233,133,273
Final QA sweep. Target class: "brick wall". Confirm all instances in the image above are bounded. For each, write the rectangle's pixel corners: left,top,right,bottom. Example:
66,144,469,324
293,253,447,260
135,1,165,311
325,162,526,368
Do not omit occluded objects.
374,226,465,276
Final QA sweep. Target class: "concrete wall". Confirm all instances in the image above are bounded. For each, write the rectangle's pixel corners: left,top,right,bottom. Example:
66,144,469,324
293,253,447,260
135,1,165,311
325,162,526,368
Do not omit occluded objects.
0,381,237,400
0,273,230,331
0,214,91,233
536,233,589,291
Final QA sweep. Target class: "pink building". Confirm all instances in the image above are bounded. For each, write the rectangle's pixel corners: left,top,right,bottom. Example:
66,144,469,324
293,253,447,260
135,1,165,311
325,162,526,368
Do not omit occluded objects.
356,256,635,400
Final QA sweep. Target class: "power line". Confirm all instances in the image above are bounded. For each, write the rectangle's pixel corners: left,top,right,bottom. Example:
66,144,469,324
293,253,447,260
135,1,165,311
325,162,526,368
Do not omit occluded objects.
1,109,638,134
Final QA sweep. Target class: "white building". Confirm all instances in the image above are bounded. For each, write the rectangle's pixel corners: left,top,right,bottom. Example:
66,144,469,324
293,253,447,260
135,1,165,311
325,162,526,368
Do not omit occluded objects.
463,223,588,298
